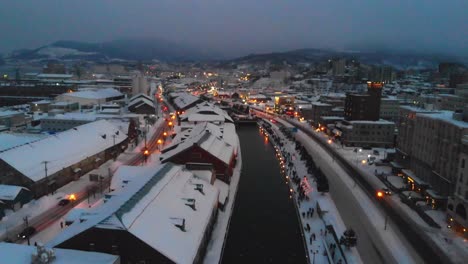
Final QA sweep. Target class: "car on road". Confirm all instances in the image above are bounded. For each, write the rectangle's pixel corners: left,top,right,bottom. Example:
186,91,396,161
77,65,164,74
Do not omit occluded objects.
382,188,392,195
18,226,36,239
58,199,71,206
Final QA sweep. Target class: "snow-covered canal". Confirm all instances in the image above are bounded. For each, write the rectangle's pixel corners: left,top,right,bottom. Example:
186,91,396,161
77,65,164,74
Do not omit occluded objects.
222,125,307,263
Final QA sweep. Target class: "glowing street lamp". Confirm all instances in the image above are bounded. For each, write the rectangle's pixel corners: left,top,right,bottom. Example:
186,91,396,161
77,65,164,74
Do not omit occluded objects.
376,190,388,230
69,193,77,201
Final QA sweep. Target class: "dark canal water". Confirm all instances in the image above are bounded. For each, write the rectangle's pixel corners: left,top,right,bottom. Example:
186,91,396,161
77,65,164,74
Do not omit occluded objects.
221,125,307,264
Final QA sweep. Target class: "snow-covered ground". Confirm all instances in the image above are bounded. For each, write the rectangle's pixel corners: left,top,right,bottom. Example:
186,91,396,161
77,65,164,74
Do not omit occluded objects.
0,117,165,242
289,119,468,263
277,118,423,264
266,121,362,264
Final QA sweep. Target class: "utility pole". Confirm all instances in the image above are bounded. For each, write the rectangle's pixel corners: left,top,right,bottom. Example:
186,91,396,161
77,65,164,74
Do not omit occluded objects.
41,161,49,195
23,216,30,246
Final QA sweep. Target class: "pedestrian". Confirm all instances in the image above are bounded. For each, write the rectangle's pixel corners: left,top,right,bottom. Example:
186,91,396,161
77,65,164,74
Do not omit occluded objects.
320,229,323,236
310,235,313,244
325,230,328,236
60,221,63,229
34,242,37,246
302,212,305,218
306,223,310,231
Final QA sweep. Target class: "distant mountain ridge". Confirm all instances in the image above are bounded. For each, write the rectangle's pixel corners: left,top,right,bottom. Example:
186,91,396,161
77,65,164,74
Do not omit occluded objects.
5,39,468,69
230,48,468,70
7,38,212,62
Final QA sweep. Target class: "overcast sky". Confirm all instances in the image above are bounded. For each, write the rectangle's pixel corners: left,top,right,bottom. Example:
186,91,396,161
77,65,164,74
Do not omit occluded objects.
1,0,467,57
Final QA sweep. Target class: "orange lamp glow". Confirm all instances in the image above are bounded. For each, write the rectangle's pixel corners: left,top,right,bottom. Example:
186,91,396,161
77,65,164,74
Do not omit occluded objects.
69,194,77,201
377,191,384,198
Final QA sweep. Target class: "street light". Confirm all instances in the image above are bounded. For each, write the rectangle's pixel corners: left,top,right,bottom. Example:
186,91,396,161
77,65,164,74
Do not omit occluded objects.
376,191,388,230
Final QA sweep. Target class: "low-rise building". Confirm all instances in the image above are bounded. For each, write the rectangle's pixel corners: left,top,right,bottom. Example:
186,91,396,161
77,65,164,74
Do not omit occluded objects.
0,111,27,130
336,119,395,148
161,123,236,183
56,88,124,106
49,163,218,264
29,99,52,112
0,120,128,197
49,101,80,112
128,94,155,115
0,184,33,211
40,114,97,132
0,243,119,264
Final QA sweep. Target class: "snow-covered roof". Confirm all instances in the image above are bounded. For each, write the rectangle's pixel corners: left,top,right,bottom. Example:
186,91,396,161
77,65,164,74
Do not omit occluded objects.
63,88,122,100
37,73,73,79
162,125,235,165
128,97,154,109
0,110,22,118
349,119,395,125
0,133,46,153
129,93,153,103
0,243,118,264
0,120,127,182
49,163,219,264
417,111,468,128
172,93,201,110
110,165,159,192
180,101,233,123
0,184,29,201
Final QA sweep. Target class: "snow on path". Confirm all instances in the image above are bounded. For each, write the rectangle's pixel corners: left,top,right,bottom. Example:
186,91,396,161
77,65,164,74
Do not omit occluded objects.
290,119,468,263
277,118,420,264
266,121,362,264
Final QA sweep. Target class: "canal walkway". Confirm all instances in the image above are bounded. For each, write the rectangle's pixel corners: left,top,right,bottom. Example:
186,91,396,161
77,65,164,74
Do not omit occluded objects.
263,120,363,264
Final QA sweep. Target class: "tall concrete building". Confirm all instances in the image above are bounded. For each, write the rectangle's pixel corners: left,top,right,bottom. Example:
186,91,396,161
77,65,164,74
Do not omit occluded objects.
344,82,383,121
397,108,468,208
332,59,346,76
447,135,468,236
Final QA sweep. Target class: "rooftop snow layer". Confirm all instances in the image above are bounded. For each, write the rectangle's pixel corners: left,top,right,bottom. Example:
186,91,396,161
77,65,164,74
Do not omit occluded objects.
162,127,234,165
0,120,127,182
0,184,28,201
0,242,118,264
48,163,219,264
64,88,122,100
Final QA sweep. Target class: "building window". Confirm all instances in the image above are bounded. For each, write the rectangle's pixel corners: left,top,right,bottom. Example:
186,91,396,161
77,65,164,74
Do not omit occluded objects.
460,173,464,183
462,159,466,169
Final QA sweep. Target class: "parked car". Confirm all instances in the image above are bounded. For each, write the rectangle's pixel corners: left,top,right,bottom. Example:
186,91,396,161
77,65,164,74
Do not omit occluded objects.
382,188,392,195
58,199,71,206
18,226,36,239
373,150,380,155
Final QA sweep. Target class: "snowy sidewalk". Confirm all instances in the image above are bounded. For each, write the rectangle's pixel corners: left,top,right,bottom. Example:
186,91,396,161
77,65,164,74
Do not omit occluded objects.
264,120,362,264
290,119,468,263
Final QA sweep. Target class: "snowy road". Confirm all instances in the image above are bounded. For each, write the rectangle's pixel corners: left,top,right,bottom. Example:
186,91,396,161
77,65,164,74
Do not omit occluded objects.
283,118,451,264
